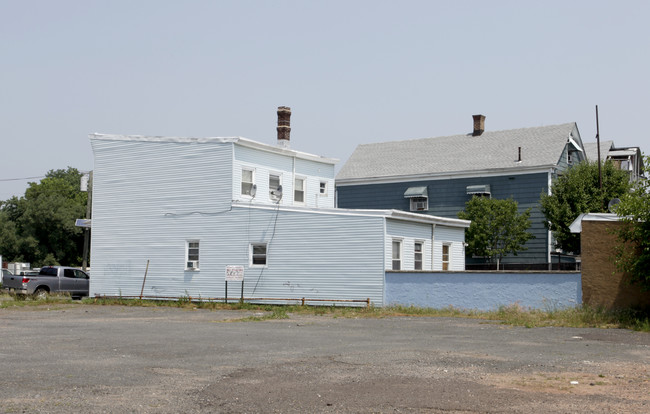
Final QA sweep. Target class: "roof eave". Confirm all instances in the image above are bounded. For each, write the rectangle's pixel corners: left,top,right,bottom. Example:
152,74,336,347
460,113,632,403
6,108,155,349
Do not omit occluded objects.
336,165,558,186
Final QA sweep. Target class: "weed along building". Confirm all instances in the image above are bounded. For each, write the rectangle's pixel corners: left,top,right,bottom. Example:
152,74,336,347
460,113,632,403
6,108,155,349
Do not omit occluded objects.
88,107,470,306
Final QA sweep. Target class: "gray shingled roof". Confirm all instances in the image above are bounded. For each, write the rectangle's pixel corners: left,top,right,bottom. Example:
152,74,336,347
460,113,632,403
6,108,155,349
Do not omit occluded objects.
337,122,580,181
583,140,613,163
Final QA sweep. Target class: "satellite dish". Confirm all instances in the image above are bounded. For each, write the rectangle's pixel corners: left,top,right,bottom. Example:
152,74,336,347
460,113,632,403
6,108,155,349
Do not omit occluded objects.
250,184,257,198
607,198,621,212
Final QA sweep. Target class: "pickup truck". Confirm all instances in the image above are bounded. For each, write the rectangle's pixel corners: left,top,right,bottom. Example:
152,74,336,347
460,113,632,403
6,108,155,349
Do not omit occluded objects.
2,266,89,299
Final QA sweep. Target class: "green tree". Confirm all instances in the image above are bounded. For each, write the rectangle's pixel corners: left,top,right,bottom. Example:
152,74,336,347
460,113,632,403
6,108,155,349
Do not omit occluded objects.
540,161,631,254
0,167,87,267
614,155,650,290
458,197,535,269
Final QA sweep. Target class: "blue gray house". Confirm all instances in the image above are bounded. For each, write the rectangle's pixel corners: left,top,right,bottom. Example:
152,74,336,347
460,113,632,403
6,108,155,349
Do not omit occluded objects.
336,115,587,267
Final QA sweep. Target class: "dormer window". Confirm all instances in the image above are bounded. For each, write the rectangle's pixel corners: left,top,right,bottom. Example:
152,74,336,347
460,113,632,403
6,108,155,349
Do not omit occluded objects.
404,186,428,212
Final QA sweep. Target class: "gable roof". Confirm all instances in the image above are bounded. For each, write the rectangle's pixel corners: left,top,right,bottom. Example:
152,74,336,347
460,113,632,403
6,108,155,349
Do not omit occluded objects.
583,140,614,163
337,122,581,182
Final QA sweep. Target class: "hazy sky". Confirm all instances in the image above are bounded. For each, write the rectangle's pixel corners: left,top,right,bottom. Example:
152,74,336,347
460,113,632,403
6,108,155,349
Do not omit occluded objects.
2,0,648,200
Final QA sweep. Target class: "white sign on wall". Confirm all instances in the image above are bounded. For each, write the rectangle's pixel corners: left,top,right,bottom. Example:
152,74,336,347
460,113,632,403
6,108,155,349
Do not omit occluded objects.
225,265,244,282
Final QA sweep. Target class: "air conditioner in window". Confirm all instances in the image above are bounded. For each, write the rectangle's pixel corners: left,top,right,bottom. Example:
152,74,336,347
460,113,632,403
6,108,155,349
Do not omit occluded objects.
413,201,427,211
186,261,199,270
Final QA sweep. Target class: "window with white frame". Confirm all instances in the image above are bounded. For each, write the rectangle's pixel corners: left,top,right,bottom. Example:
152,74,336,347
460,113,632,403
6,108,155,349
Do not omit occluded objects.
294,177,305,204
442,244,450,271
414,241,423,270
241,168,255,197
186,240,200,270
410,197,428,212
250,243,267,267
269,173,282,201
392,239,402,270
404,187,428,212
319,181,328,195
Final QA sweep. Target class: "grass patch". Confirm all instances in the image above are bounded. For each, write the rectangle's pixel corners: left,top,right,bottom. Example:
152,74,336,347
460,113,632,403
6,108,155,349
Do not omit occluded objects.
1,292,648,331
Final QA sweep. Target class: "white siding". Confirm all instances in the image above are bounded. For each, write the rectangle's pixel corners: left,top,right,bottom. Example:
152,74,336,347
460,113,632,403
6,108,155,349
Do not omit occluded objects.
385,219,433,270
90,138,234,297
295,158,335,208
433,225,466,271
90,204,386,305
90,135,464,307
233,144,335,208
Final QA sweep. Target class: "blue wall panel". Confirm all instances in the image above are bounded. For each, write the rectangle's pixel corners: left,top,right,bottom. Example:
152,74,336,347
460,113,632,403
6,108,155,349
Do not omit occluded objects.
385,271,582,311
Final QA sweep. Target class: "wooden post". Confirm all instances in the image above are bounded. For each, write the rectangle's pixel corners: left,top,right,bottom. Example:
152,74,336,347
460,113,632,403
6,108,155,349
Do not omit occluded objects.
140,260,150,299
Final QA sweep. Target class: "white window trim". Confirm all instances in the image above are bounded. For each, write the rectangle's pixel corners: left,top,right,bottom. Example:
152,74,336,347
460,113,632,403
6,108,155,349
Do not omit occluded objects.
391,238,402,271
269,172,283,202
186,240,200,271
250,242,268,268
241,167,256,198
410,197,428,212
442,243,451,271
294,176,306,205
414,240,424,270
319,180,328,196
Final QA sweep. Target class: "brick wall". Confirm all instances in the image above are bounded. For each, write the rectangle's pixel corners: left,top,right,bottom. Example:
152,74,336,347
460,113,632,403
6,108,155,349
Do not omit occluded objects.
581,220,650,309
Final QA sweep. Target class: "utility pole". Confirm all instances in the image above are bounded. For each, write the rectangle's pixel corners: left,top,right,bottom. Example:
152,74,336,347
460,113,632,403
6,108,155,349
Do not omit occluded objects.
82,171,92,271
596,105,603,194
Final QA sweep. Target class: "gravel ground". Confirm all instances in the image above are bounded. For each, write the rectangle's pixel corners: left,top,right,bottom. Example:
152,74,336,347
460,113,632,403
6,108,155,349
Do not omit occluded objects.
0,304,648,413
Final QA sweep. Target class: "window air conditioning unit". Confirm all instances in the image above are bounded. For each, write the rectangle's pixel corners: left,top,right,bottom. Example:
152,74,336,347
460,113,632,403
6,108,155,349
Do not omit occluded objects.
187,261,199,270
413,200,427,211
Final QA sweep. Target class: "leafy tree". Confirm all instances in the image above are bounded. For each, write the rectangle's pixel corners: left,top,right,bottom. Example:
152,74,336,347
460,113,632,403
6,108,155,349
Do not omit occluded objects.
0,167,87,267
614,155,650,290
458,197,535,268
540,161,631,254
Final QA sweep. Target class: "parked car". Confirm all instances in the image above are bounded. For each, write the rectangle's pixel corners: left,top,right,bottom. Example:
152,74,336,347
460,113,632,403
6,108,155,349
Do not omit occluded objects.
2,266,89,299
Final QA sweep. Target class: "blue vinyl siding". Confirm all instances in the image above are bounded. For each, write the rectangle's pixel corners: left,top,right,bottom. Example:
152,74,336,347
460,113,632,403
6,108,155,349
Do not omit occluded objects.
337,172,550,264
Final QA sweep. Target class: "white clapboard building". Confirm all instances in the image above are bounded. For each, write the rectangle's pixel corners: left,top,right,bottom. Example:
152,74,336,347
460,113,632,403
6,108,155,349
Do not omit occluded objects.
88,107,470,306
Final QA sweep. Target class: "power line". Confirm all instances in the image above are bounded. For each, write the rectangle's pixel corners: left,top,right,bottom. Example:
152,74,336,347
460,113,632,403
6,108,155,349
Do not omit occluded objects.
0,175,46,182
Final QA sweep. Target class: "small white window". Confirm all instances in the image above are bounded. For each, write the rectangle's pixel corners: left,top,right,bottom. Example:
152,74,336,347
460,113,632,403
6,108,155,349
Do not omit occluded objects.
442,244,450,271
250,243,267,267
392,240,401,270
294,177,305,204
410,197,428,212
269,174,282,201
319,181,328,195
186,240,200,270
241,168,255,197
414,242,423,270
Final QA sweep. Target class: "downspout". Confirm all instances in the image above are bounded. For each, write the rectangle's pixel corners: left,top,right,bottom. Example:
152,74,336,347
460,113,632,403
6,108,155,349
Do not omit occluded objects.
382,217,387,307
431,223,436,270
547,167,554,267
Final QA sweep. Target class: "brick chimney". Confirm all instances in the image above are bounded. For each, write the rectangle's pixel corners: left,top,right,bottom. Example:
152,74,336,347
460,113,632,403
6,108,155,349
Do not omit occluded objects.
472,114,486,136
277,106,291,148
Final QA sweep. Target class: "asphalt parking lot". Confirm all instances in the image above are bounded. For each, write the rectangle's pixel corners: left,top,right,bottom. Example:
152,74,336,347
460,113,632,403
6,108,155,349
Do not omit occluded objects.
1,304,649,413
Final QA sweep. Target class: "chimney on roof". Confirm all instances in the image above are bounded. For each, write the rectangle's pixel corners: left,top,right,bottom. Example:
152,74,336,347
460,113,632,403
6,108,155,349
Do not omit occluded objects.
472,114,486,136
277,106,291,148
